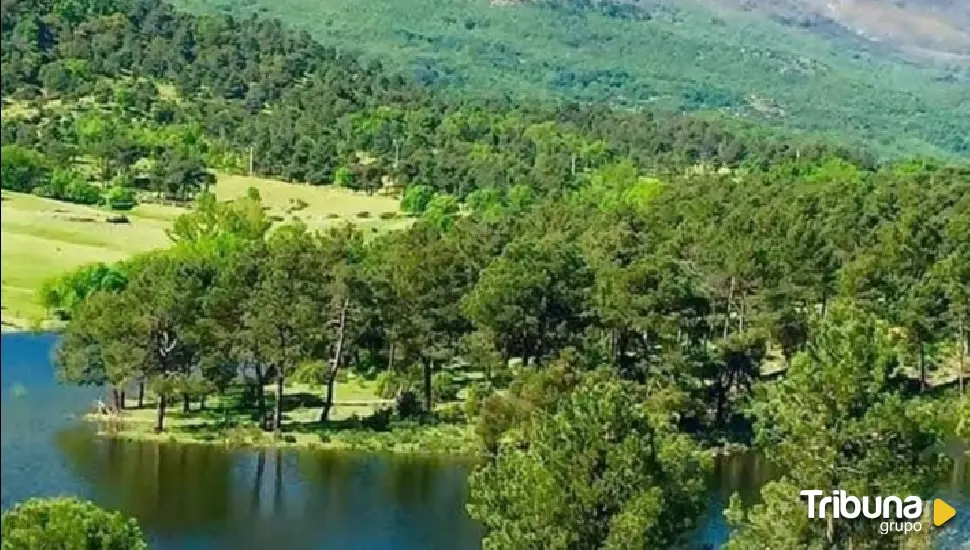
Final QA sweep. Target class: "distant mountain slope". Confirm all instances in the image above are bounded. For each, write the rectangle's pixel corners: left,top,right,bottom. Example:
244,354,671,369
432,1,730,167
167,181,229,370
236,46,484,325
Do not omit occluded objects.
172,0,969,159
709,0,970,62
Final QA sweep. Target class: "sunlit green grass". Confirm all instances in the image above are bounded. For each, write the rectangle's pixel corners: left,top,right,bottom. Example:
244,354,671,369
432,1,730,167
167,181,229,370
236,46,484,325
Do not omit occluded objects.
88,374,479,456
0,174,406,329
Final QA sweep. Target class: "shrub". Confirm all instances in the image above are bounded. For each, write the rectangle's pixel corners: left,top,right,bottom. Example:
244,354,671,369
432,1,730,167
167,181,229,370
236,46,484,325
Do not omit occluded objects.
375,371,405,399
422,193,459,230
65,180,103,205
355,210,371,218
476,393,530,453
432,371,459,402
105,186,137,211
1,497,148,549
0,145,49,192
363,407,393,431
437,402,465,424
464,381,495,419
378,211,398,220
401,184,434,214
346,413,363,429
396,390,422,419
290,198,309,211
333,166,356,188
326,213,341,219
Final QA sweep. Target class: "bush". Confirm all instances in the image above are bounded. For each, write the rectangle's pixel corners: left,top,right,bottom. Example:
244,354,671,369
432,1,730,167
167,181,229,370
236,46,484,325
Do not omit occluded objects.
355,210,371,218
396,390,422,419
0,145,49,192
333,166,356,188
363,407,393,431
432,371,459,402
464,381,495,419
437,402,465,424
65,180,103,205
401,184,434,214
346,413,363,429
376,371,405,399
1,497,147,549
422,193,459,230
378,211,398,220
105,186,137,211
34,169,102,205
476,393,530,453
326,213,341,219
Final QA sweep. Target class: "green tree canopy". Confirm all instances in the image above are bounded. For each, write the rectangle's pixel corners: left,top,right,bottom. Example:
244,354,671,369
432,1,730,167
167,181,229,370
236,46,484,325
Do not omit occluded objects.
726,302,952,548
1,497,147,550
467,370,711,549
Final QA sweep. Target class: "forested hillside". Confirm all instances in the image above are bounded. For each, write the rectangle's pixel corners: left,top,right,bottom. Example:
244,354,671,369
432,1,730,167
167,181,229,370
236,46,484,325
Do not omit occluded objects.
167,0,970,159
708,0,970,60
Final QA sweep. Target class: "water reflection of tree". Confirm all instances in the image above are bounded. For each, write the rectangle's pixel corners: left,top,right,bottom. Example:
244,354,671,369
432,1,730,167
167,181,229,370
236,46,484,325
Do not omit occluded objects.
296,451,483,547
55,428,233,531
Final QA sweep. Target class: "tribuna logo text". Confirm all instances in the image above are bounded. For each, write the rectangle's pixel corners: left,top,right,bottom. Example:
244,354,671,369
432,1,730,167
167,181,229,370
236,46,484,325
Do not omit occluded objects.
800,490,922,520
800,490,925,534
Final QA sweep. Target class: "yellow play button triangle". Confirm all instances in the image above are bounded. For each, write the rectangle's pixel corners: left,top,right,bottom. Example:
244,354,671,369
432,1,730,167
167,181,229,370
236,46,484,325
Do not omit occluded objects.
933,499,956,527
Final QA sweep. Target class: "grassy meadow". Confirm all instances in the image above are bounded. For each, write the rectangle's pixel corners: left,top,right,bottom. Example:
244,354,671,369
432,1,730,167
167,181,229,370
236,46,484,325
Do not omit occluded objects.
1,173,407,330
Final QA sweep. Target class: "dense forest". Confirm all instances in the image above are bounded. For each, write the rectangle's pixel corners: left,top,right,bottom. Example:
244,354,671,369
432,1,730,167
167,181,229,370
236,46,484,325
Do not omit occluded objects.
2,0,969,548
2,0,884,206
169,0,970,160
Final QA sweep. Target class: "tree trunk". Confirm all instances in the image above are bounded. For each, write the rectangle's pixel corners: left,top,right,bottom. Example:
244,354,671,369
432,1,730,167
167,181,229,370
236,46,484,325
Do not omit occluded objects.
138,381,145,408
423,358,433,413
960,327,967,396
321,371,337,424
182,394,191,414
723,277,735,339
321,299,349,423
119,390,126,410
255,372,268,430
738,293,746,333
273,373,284,437
110,388,120,411
387,342,395,373
918,338,926,393
154,394,167,433
199,394,206,411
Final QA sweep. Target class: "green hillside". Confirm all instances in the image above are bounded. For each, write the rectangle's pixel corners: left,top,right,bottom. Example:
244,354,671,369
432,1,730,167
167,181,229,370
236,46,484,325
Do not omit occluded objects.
171,0,969,159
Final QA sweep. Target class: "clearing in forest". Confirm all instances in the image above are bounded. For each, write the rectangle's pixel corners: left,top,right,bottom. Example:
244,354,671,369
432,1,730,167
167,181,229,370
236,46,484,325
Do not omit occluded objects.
0,174,406,329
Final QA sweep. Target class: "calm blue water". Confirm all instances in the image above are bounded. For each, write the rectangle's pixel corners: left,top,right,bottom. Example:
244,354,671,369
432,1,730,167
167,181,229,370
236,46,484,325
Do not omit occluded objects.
2,332,967,548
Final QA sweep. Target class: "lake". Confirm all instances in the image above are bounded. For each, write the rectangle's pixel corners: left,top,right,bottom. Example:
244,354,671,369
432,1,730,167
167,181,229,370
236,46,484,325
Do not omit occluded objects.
2,332,967,548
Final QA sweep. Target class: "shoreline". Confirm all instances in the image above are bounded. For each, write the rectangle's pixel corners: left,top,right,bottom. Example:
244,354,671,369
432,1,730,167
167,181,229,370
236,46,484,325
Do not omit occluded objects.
1,317,63,333
84,412,754,460
84,412,482,458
